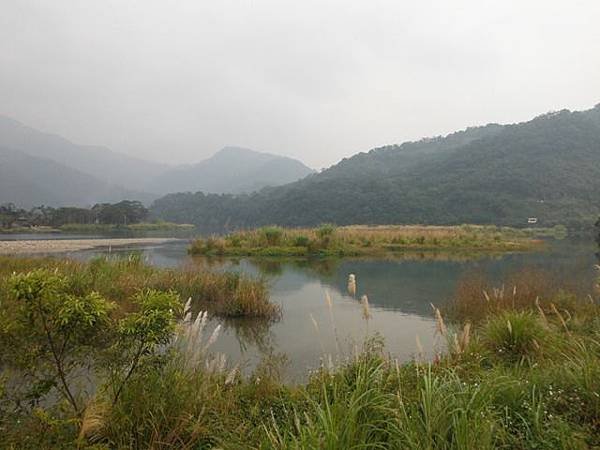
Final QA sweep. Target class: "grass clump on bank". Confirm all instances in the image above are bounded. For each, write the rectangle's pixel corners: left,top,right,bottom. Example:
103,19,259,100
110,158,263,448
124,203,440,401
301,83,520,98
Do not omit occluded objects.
1,261,599,448
189,224,547,257
0,254,277,319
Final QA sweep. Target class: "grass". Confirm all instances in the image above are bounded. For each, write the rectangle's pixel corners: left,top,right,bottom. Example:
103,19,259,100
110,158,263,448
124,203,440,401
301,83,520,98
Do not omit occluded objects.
189,224,550,257
1,258,599,448
0,254,278,319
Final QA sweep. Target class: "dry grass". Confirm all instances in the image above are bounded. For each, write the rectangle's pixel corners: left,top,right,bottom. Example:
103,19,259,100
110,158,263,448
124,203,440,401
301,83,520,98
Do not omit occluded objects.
0,254,279,319
444,268,597,324
189,224,543,257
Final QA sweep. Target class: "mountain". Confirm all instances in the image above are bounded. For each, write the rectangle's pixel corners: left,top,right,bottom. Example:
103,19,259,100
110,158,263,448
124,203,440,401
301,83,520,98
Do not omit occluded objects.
0,146,153,208
146,146,314,194
0,117,314,206
0,115,168,192
151,104,600,230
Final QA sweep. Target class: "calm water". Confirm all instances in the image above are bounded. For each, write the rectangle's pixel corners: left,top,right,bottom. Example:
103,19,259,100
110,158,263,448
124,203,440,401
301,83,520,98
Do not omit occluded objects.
67,238,597,381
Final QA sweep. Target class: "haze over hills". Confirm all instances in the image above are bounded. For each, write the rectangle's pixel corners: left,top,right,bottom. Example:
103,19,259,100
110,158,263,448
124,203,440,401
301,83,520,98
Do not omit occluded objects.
0,115,167,192
146,146,315,195
151,104,600,229
0,116,315,207
0,146,152,208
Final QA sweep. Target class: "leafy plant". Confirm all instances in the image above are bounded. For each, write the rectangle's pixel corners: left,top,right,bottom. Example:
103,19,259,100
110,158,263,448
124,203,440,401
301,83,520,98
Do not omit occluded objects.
260,226,284,246
108,289,180,405
8,270,114,415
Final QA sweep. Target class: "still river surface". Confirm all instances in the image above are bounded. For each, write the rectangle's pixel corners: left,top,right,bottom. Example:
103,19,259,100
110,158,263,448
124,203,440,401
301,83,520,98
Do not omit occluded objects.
5,234,598,381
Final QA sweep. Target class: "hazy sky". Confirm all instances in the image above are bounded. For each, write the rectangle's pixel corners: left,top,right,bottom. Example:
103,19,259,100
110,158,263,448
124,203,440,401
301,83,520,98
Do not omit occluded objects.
2,0,600,169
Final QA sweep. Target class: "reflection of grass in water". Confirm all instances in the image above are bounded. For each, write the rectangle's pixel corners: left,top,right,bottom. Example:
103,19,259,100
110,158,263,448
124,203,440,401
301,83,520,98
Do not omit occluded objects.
4,262,600,448
219,316,276,354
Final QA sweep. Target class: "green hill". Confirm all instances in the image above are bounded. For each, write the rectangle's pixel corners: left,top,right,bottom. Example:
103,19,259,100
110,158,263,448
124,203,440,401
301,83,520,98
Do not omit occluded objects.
151,105,600,230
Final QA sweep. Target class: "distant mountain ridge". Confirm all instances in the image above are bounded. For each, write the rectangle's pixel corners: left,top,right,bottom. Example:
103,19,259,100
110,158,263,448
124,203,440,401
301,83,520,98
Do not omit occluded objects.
0,116,314,207
151,104,600,229
0,146,152,208
147,146,315,194
0,116,167,192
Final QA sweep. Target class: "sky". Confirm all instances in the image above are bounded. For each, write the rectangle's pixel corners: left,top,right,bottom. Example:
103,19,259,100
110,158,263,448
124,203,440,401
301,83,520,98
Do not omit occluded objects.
1,0,600,169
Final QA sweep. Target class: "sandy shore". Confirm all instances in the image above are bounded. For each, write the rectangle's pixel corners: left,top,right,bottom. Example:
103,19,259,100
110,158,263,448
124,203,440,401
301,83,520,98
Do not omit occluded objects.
0,238,182,255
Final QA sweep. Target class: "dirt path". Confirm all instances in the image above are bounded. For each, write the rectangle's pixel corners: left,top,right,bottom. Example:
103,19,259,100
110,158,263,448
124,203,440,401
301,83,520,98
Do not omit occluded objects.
0,238,182,255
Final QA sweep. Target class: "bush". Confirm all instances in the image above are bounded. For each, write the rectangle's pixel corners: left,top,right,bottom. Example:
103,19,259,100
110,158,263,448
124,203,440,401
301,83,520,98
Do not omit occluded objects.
260,226,284,246
482,311,548,363
316,223,336,240
293,235,310,247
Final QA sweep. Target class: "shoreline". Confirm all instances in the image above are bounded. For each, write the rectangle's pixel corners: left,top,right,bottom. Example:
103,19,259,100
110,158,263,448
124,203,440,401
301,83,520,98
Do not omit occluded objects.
0,237,183,255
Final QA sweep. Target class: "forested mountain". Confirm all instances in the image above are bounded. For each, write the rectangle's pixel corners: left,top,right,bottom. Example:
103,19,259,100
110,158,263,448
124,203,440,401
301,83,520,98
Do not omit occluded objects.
0,147,152,208
151,104,600,230
146,146,314,194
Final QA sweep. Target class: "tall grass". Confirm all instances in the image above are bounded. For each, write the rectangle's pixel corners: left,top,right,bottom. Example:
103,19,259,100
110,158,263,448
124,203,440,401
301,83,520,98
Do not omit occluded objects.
0,254,279,319
189,224,544,257
2,262,600,448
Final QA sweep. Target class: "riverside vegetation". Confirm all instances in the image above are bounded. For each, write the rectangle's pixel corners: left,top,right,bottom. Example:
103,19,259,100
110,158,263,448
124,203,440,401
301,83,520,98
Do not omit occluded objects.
1,245,600,448
188,224,554,257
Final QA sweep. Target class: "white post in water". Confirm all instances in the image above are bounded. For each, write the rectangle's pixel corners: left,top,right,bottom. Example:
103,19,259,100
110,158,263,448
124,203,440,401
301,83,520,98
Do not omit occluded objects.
347,273,356,297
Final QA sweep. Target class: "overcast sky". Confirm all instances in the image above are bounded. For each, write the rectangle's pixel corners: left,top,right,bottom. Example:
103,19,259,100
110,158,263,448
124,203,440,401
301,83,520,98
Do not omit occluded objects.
1,0,599,169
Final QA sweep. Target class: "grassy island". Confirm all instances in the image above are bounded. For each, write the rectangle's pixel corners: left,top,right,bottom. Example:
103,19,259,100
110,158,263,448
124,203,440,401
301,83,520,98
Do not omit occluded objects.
189,224,552,257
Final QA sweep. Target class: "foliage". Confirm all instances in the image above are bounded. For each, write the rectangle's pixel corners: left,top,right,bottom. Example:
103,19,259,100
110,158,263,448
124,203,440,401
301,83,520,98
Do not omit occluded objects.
260,226,284,246
151,105,600,230
7,270,114,415
0,254,277,320
189,224,542,257
481,311,548,364
2,264,600,448
0,200,149,230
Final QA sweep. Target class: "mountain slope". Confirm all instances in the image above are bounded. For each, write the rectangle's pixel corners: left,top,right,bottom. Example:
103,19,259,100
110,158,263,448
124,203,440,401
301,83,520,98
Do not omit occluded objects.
146,146,314,194
0,116,167,191
0,147,153,208
151,104,600,229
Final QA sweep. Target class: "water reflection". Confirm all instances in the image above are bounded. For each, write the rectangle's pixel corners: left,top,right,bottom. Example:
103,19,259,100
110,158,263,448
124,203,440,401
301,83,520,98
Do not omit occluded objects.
69,238,597,380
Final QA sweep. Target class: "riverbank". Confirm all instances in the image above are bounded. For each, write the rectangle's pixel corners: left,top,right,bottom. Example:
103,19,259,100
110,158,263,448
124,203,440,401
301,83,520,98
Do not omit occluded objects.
0,237,182,254
0,221,195,234
0,254,277,319
1,267,598,448
189,224,550,257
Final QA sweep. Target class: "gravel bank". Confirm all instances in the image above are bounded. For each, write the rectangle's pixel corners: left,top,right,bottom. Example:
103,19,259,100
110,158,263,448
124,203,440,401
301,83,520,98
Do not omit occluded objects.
0,238,182,255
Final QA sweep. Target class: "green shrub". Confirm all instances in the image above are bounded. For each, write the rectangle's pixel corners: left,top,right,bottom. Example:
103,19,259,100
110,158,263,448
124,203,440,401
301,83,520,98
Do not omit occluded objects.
293,235,310,247
482,311,548,363
316,223,336,240
260,226,284,246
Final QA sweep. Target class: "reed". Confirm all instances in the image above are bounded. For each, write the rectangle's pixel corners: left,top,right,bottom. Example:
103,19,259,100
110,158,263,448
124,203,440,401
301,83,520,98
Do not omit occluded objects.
0,254,279,319
2,262,600,449
188,224,544,257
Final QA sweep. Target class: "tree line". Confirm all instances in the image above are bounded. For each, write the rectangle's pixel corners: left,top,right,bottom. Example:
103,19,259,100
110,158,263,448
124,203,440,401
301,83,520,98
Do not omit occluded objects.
0,200,148,229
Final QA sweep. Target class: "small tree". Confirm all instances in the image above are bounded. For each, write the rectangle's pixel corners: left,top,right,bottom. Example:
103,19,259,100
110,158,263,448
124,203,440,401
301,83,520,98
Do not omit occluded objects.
107,289,180,405
9,270,114,415
3,272,181,418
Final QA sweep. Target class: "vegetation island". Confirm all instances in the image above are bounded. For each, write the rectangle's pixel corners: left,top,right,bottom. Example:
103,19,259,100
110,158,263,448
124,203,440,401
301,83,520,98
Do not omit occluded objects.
188,224,558,257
